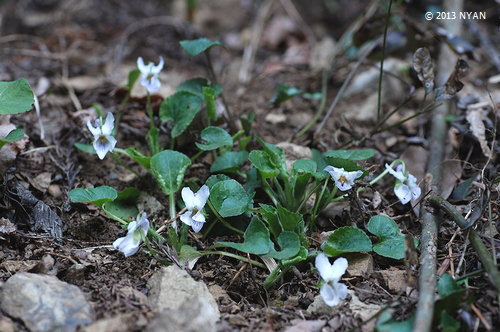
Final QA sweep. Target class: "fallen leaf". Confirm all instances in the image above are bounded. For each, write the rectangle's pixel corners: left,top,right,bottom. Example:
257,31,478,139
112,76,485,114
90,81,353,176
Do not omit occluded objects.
466,108,491,157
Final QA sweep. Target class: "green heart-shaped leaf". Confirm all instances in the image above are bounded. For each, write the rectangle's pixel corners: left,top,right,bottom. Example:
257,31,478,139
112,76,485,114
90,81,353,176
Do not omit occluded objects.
177,78,222,98
210,179,251,217
249,150,279,178
159,91,202,138
195,126,232,151
69,186,117,208
367,215,418,260
0,78,34,115
0,128,24,149
265,231,300,260
324,149,375,161
218,216,272,254
103,187,140,221
323,226,372,257
210,151,248,173
150,150,191,195
180,38,225,57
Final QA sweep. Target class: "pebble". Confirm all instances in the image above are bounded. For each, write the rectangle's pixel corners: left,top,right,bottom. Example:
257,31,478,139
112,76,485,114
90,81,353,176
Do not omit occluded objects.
147,266,219,332
0,272,94,332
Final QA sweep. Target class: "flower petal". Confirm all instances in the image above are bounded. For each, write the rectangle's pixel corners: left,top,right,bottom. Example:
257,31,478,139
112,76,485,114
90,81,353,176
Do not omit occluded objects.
335,180,353,191
137,57,147,73
190,220,204,233
333,282,349,300
385,163,406,182
113,233,140,257
151,56,164,74
146,77,161,94
87,119,101,137
180,211,193,226
320,283,340,307
181,187,196,211
330,257,348,282
345,170,363,182
194,185,210,209
315,253,335,281
394,184,412,204
138,212,150,234
192,211,206,223
93,136,114,159
101,113,115,136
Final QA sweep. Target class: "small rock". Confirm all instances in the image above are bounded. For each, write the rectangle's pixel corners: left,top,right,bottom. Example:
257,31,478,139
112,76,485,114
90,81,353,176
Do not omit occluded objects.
276,142,312,171
0,272,94,332
147,266,219,332
64,263,86,285
347,254,374,277
377,269,407,293
265,112,287,125
146,296,217,332
0,315,16,332
307,294,345,316
82,314,134,332
48,184,63,198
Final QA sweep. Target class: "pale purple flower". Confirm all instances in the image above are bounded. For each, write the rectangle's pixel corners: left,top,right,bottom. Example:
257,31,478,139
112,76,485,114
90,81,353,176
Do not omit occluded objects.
87,112,117,159
324,166,363,191
385,163,421,204
137,56,164,93
315,253,349,306
180,185,209,232
113,212,149,257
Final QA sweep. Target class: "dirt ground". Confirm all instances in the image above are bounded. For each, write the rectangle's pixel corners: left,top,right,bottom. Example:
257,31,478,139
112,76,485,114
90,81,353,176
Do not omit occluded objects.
1,0,500,331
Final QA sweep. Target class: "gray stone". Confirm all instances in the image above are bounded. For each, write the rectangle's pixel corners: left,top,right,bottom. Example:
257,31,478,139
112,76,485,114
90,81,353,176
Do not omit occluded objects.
147,266,219,332
0,272,94,332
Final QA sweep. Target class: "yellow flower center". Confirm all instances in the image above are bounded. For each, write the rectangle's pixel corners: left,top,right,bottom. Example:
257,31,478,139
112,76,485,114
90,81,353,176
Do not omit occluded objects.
339,176,347,185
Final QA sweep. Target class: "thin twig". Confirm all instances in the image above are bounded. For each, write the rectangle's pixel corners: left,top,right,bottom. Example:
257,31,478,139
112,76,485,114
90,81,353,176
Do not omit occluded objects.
239,0,275,83
314,39,380,136
413,1,463,330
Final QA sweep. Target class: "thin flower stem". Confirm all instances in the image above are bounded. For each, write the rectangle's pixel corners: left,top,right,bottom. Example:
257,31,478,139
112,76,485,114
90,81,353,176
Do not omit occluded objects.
263,264,292,289
204,51,236,131
190,149,204,162
110,152,140,177
369,159,403,186
261,177,279,206
296,70,329,138
169,194,177,230
206,199,244,235
200,250,266,269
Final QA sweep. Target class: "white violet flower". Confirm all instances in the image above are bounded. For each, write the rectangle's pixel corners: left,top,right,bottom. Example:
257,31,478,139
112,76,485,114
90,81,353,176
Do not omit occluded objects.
137,56,164,94
385,163,421,204
113,212,150,257
324,166,363,191
87,112,117,160
180,185,210,233
315,253,349,306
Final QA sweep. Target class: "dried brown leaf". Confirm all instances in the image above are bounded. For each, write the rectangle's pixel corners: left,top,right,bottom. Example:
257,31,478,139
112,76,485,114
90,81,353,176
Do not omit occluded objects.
412,47,434,94
466,109,491,156
439,59,469,100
